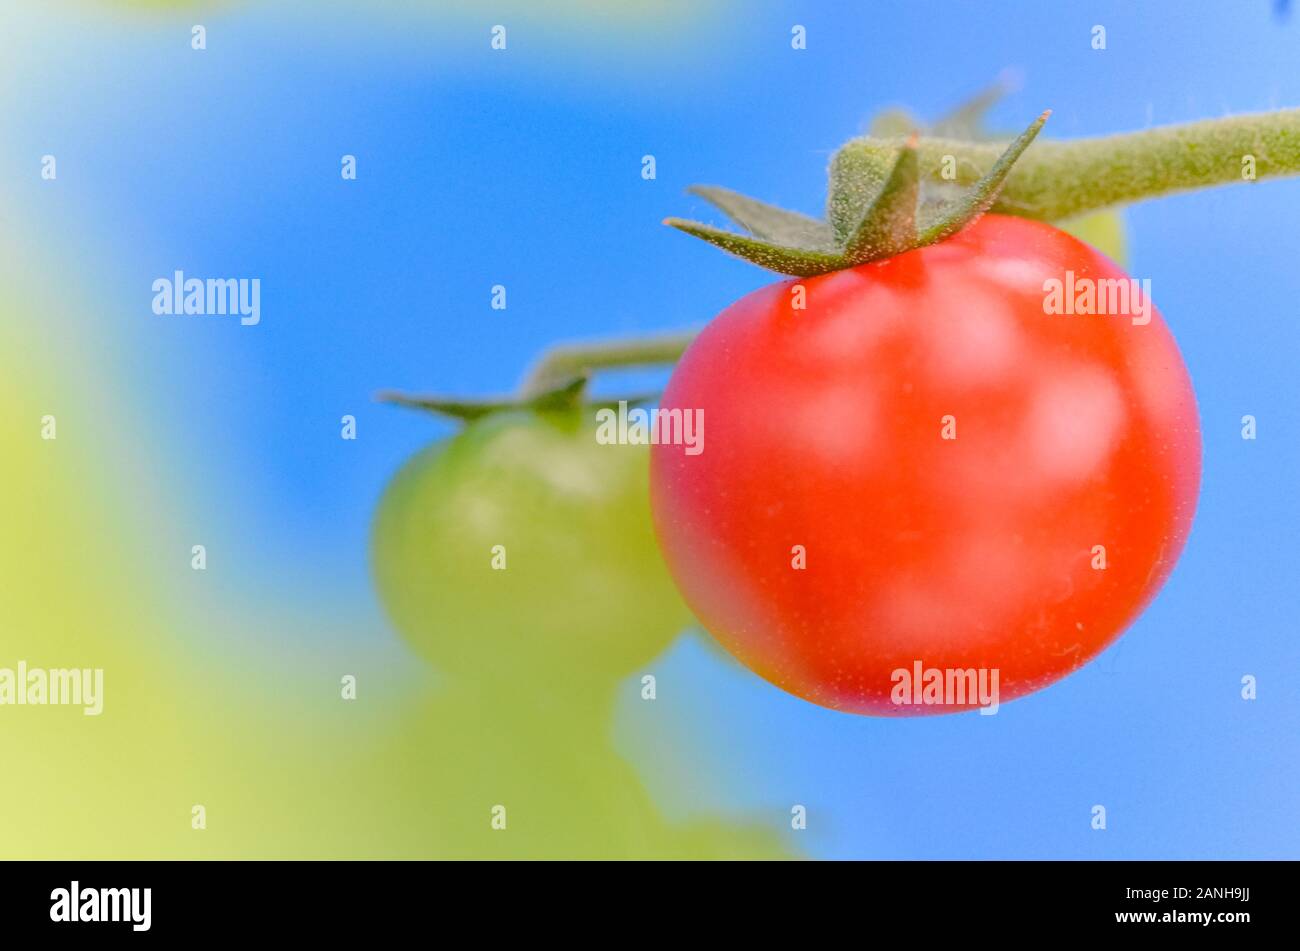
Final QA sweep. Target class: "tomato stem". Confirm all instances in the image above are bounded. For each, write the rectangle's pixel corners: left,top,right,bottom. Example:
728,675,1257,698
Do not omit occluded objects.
376,350,677,421
668,107,1300,276
941,108,1300,221
518,328,701,398
391,107,1300,404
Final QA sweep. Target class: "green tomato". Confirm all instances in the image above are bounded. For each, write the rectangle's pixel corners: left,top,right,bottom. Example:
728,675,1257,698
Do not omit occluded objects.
371,408,692,686
1055,208,1128,266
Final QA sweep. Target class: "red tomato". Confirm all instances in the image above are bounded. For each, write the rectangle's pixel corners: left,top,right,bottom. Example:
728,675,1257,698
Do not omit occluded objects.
650,215,1200,715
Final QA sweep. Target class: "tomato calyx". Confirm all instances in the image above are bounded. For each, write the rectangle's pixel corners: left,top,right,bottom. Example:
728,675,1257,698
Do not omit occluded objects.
377,373,662,422
375,327,696,425
664,110,1050,277
667,101,1300,277
380,96,1300,416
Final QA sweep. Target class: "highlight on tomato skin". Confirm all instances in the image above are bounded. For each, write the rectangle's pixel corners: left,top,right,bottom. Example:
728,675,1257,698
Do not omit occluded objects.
649,214,1202,716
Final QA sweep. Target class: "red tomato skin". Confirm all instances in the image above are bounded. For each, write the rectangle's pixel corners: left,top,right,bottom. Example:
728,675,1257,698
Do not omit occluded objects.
650,214,1201,715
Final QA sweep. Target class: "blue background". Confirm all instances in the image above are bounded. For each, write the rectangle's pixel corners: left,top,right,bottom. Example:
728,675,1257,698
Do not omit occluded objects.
5,0,1296,857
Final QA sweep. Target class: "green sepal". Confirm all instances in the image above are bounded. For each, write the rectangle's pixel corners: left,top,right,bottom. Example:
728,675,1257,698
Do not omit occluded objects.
376,374,659,424
929,72,1019,138
662,217,848,277
917,110,1049,243
687,185,837,248
826,140,897,242
842,137,919,264
665,111,1051,277
869,107,923,138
